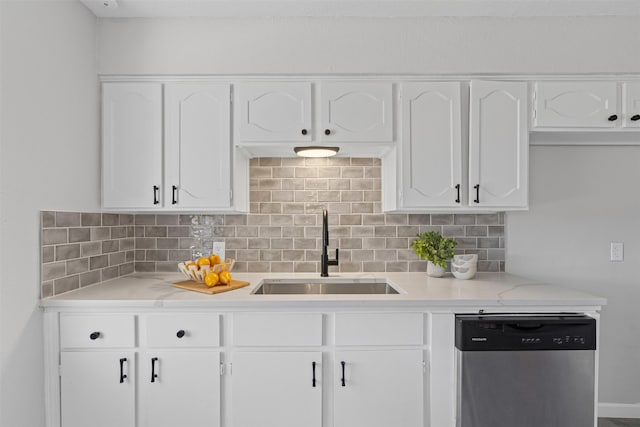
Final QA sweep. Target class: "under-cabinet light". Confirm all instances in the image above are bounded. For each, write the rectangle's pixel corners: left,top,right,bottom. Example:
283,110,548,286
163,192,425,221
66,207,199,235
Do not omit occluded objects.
294,146,339,158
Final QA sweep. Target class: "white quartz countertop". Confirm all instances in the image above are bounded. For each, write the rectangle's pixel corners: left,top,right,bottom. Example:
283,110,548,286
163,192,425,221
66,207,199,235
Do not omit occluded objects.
40,272,606,310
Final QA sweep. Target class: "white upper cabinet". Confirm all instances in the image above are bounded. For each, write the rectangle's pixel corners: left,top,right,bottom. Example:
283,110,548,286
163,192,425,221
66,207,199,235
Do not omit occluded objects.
103,82,235,211
533,81,618,128
102,83,163,209
469,80,528,208
623,82,640,128
320,82,393,142
165,83,231,209
236,82,312,142
400,82,462,208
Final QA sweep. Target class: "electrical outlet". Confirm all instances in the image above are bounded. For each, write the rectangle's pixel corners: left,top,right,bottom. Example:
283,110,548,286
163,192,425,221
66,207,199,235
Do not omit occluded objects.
610,242,624,262
212,241,225,260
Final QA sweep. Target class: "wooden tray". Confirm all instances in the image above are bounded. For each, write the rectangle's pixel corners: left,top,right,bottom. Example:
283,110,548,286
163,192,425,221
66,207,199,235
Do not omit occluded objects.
172,279,250,295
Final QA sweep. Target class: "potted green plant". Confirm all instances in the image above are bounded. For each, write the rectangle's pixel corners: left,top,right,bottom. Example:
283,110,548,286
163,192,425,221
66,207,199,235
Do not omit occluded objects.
410,231,457,277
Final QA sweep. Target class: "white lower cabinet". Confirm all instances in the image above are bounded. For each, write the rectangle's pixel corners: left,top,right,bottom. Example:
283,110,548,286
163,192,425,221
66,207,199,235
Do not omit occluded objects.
230,351,322,427
139,351,221,427
60,351,135,427
334,350,424,427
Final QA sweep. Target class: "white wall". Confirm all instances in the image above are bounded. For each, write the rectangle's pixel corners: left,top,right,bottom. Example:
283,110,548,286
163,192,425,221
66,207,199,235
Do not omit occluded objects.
0,2,99,426
507,146,640,409
96,15,640,412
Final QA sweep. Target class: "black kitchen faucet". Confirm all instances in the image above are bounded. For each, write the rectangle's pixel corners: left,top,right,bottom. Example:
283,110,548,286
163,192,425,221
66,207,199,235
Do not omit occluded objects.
320,209,339,277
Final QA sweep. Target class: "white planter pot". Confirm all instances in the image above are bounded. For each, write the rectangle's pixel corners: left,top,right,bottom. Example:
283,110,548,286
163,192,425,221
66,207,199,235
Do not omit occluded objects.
427,261,446,278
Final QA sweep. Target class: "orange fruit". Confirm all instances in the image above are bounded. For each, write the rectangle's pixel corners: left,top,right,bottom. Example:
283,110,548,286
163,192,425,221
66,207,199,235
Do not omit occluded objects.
204,272,219,287
208,254,221,266
196,257,210,268
219,270,232,285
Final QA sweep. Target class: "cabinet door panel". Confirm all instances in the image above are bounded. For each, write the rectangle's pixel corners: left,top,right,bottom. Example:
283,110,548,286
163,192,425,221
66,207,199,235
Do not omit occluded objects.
334,350,424,427
231,351,322,427
61,351,135,427
237,82,312,142
139,351,220,427
534,81,618,128
401,82,462,208
321,82,393,141
624,82,640,128
469,81,528,208
102,83,162,208
165,83,231,208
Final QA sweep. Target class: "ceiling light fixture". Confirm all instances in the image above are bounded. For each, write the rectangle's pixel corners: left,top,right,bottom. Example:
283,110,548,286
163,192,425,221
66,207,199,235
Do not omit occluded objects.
294,146,340,158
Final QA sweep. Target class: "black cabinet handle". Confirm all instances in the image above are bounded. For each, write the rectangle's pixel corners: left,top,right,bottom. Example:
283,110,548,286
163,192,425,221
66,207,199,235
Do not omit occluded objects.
176,330,185,338
608,114,618,121
151,357,158,383
473,184,480,204
455,184,461,204
119,358,127,383
89,332,100,340
172,185,178,205
340,361,346,387
324,129,331,136
301,129,308,135
631,114,640,122
153,185,160,205
312,361,317,388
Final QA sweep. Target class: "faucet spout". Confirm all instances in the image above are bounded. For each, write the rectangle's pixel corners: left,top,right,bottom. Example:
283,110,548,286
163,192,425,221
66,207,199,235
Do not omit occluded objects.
321,209,339,277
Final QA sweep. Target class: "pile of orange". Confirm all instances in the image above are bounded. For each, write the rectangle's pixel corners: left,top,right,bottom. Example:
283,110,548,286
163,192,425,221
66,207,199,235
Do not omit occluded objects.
184,254,233,288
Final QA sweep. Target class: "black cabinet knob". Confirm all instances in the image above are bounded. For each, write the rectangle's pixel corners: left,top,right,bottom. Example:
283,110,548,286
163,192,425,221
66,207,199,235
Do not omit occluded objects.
608,114,618,121
455,184,461,204
324,129,331,136
172,185,178,205
301,129,308,135
89,332,100,340
153,185,160,205
631,114,640,122
176,330,185,338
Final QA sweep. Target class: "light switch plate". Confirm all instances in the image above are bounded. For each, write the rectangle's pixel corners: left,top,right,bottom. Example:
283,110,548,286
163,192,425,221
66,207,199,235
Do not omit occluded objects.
610,242,624,262
212,241,225,260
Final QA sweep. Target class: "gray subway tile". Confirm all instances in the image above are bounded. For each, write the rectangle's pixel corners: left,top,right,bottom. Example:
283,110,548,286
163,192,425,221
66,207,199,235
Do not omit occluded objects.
136,238,157,249
397,226,420,238
248,239,270,249
340,215,362,226
273,167,295,178
135,250,146,261
56,212,81,227
294,262,317,273
443,225,465,237
155,261,177,273
363,261,385,272
454,215,476,225
109,252,127,265
363,214,385,225
270,262,294,273
81,213,101,226
119,214,134,225
339,238,362,249
101,266,120,281
352,203,374,214
42,282,53,298
363,191,381,202
67,258,89,275
386,237,408,249
328,179,350,191
157,238,179,249
477,237,500,249
80,270,101,287
54,275,79,294
120,238,135,251
169,250,191,261
237,250,259,261
68,228,90,243
487,249,505,261
260,250,282,262
102,214,119,226
91,227,110,241
488,226,505,236
55,244,80,261
260,203,282,214
90,255,109,270
351,179,374,191
81,241,102,257
248,262,270,272
375,249,397,261
42,246,55,263
478,260,501,272
156,215,179,225
408,214,430,225
283,250,305,261
43,262,66,281
259,227,282,238
43,229,68,245
294,239,316,250
110,226,127,239
475,213,502,225
362,237,386,249
385,214,408,225
102,240,120,253
282,179,305,190
119,262,135,275
341,191,363,202
374,226,396,237
455,237,478,249
431,214,454,225
145,226,167,238
272,239,294,250
259,179,282,190
398,249,420,261
466,226,488,237
135,262,156,272
135,214,156,225
386,261,408,272
168,226,190,238
408,260,428,272
41,211,55,227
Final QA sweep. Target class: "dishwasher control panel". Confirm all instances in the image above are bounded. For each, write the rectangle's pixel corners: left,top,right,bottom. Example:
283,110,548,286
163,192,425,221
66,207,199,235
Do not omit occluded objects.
455,314,596,351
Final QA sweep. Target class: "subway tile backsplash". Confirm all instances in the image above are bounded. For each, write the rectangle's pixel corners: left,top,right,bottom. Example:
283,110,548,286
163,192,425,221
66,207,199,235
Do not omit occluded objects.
41,157,505,297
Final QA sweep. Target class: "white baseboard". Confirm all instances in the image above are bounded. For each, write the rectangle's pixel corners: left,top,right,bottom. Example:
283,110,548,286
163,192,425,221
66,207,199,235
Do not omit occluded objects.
599,402,640,418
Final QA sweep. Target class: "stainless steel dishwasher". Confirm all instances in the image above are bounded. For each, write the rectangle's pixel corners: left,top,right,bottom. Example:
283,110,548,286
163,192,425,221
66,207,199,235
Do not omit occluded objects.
455,314,596,427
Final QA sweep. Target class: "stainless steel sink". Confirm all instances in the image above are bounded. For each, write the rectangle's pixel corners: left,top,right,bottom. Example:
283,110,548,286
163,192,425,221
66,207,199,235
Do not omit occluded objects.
251,279,400,295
